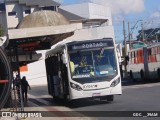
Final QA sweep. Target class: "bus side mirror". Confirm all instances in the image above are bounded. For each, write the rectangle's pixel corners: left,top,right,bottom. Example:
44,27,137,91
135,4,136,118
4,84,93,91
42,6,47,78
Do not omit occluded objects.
62,54,67,64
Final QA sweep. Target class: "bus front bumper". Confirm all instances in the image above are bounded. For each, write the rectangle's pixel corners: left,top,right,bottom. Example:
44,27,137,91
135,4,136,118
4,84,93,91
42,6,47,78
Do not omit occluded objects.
69,83,122,100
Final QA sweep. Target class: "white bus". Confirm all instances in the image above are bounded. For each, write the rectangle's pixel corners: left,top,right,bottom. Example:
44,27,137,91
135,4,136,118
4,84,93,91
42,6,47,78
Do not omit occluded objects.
45,38,122,102
127,43,160,81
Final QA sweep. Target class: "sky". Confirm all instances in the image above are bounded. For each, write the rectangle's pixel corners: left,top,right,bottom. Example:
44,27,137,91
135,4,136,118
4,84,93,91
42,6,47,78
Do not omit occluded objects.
62,0,160,42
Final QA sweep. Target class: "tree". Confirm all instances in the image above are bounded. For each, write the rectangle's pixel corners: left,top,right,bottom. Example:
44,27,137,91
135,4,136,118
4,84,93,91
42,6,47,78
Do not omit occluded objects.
0,24,4,37
136,28,160,42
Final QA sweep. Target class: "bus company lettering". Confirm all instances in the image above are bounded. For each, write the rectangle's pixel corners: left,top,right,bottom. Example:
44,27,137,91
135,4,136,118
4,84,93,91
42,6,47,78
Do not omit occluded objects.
83,84,98,89
82,42,107,49
72,42,108,50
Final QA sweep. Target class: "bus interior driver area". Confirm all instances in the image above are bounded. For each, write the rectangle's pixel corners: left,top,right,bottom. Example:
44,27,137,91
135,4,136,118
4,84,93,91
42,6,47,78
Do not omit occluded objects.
45,38,122,102
69,44,117,82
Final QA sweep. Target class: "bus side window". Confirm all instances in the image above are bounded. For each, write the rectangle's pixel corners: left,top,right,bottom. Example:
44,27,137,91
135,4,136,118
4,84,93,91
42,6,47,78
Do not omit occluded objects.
133,51,136,64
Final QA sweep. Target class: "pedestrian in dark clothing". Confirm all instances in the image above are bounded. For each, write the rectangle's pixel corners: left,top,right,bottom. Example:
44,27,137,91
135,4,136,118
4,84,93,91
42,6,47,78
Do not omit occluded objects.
21,76,31,103
14,75,21,88
14,75,21,101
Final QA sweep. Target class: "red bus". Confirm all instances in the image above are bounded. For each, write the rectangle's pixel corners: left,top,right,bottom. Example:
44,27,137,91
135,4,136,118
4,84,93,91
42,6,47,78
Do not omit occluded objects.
127,43,160,81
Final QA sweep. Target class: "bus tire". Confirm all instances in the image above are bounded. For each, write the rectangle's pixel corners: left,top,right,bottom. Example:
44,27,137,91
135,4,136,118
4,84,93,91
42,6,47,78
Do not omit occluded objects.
53,95,58,102
140,69,145,81
62,80,70,102
130,70,134,80
157,68,160,80
62,93,69,103
53,92,60,103
106,95,114,102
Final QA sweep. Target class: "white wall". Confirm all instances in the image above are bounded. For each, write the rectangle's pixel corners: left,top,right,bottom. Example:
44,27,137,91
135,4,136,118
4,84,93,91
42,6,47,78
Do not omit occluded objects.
61,3,90,18
61,2,112,25
6,3,23,28
65,25,115,41
20,59,47,86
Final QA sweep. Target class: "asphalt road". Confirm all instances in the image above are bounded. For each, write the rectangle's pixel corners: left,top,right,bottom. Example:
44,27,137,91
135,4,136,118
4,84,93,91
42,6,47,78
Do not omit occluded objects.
28,80,160,120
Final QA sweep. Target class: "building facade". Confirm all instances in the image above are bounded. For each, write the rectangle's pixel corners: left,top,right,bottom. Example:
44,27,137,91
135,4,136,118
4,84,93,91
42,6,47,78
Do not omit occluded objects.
60,2,112,26
0,0,60,34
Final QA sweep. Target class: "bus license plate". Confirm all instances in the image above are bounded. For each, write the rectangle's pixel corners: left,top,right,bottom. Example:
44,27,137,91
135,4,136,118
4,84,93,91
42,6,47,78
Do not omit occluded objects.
92,93,101,97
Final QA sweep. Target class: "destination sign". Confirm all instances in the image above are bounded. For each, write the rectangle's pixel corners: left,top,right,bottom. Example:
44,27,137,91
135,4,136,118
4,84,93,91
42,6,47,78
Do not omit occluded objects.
68,40,114,51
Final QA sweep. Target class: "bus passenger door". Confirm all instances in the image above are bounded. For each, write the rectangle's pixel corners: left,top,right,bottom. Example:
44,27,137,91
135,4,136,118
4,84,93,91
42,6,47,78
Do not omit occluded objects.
53,53,66,99
52,54,61,98
52,53,69,100
60,54,69,99
59,53,69,99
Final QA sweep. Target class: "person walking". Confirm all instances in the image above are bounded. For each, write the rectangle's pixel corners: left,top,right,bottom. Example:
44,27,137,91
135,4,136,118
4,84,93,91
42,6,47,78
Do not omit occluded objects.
14,75,21,101
21,76,31,103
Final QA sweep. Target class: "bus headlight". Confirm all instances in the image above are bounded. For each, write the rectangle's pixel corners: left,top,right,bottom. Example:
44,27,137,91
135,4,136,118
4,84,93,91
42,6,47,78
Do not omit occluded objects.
70,82,82,91
110,78,120,87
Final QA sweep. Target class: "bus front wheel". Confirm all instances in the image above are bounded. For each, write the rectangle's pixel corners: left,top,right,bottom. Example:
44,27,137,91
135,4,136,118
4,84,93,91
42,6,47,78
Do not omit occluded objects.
140,69,145,81
130,70,134,80
53,95,59,102
106,95,114,102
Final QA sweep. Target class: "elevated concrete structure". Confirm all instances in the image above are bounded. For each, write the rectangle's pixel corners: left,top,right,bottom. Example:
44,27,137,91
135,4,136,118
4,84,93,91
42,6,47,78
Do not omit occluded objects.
7,10,82,66
9,23,81,38
0,1,83,68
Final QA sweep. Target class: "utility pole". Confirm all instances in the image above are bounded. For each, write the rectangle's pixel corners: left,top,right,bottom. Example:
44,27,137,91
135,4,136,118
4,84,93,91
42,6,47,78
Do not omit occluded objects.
128,22,131,49
156,33,158,43
141,21,145,41
123,20,127,78
123,21,126,49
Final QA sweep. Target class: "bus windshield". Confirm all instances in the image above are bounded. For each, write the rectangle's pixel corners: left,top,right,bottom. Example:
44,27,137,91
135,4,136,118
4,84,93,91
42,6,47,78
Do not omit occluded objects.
69,48,117,80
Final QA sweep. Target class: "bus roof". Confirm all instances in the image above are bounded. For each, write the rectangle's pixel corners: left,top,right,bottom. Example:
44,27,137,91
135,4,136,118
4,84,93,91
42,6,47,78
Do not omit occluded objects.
128,47,144,52
128,42,160,52
147,42,160,49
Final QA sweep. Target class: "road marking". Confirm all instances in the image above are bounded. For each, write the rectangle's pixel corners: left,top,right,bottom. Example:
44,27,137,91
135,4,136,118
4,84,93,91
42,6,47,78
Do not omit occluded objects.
28,94,54,106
